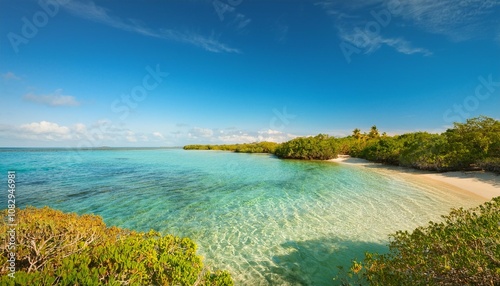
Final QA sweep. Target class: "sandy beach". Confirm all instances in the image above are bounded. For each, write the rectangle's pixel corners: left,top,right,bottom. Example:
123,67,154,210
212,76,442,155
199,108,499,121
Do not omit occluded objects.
330,155,500,200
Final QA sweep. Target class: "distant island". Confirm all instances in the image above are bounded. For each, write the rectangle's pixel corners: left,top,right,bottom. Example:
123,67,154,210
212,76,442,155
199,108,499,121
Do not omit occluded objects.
185,116,500,174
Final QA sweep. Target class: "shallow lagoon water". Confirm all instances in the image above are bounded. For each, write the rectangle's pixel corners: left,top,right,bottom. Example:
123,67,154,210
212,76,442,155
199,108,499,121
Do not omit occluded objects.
0,148,484,285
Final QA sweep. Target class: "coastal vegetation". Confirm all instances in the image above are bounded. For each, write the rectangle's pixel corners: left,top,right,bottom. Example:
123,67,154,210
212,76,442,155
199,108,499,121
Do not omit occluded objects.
0,207,232,286
3,200,498,286
343,197,500,285
346,116,500,173
184,142,279,154
273,134,339,160
184,116,500,173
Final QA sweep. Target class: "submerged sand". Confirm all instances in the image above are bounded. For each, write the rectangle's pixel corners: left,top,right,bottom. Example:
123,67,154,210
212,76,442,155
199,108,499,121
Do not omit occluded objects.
330,155,500,201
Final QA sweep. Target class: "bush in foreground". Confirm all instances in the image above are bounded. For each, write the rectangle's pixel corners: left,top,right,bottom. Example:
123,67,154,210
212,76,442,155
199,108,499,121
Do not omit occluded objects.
345,197,500,285
0,207,232,286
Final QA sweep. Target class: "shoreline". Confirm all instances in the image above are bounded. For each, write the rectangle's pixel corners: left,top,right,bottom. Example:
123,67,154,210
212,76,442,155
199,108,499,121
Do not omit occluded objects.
329,155,500,200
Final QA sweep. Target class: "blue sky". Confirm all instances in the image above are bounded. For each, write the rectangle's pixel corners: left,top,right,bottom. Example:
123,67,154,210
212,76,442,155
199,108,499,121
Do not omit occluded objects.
1,0,499,147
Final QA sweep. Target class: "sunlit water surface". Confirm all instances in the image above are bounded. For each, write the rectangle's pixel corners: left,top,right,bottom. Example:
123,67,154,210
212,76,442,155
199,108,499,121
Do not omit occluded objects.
0,149,483,285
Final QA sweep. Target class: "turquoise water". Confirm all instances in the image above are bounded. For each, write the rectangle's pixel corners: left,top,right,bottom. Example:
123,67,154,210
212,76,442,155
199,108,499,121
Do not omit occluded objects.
0,148,484,285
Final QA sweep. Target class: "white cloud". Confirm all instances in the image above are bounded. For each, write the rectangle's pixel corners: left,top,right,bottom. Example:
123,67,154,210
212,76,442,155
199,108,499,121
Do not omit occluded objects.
19,121,72,141
189,128,297,144
160,30,240,53
63,1,240,53
74,123,87,134
319,0,500,42
255,129,297,143
379,37,432,56
218,134,257,143
339,27,432,56
2,121,298,147
1,120,153,146
21,121,70,135
23,89,80,107
232,13,251,30
258,129,283,135
2,72,21,80
395,0,500,41
125,131,137,143
188,127,214,138
152,132,164,139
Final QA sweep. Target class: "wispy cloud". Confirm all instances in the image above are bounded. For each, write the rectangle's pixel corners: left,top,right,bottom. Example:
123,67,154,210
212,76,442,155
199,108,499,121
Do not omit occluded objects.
152,132,164,140
272,17,289,43
188,127,214,139
233,13,251,30
396,0,500,41
23,89,80,107
2,71,21,80
160,29,240,53
339,27,432,56
318,0,500,42
185,127,297,143
319,0,431,57
376,37,432,56
63,0,240,53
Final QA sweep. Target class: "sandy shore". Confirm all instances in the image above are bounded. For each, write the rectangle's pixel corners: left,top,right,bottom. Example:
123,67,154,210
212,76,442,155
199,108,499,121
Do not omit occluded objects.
330,155,500,200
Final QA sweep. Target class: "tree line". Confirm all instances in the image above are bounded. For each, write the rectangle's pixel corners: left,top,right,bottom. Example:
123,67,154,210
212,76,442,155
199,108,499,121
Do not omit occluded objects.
344,116,500,173
184,116,500,173
184,142,279,154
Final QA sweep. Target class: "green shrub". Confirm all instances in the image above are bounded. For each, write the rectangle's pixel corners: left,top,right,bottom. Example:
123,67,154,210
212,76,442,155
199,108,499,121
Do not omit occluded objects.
478,157,500,174
184,142,279,154
0,207,232,285
274,134,339,160
346,197,500,285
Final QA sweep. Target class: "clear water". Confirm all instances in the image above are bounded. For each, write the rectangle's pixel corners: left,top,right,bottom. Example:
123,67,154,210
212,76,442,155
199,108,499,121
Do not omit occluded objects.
0,148,483,285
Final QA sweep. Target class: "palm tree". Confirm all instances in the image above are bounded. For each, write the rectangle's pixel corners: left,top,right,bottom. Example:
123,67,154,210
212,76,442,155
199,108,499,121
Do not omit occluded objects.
369,125,380,139
352,128,362,140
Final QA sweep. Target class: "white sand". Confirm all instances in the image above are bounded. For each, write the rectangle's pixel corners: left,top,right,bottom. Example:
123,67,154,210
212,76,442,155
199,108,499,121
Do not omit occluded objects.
329,156,500,200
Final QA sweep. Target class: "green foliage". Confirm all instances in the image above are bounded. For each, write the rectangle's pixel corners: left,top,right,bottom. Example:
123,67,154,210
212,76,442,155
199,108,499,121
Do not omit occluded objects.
0,207,233,286
274,134,340,160
478,157,500,174
345,197,500,285
368,125,380,139
183,116,500,172
359,136,404,165
184,142,279,154
350,116,500,173
398,132,451,171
